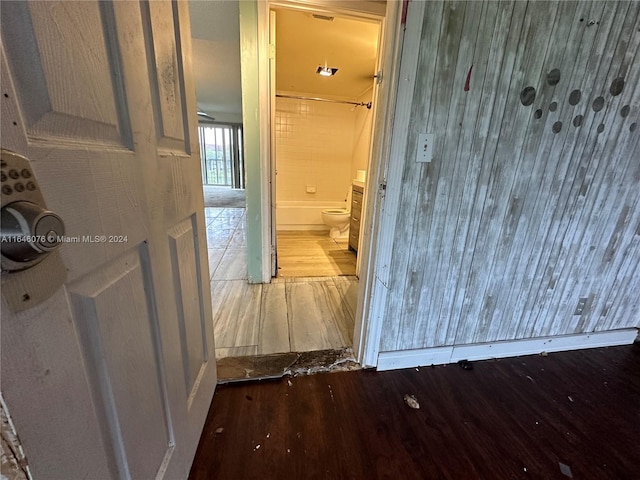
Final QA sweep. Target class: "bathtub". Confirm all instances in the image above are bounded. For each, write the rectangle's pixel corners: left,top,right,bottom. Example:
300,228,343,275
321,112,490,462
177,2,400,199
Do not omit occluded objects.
276,200,347,230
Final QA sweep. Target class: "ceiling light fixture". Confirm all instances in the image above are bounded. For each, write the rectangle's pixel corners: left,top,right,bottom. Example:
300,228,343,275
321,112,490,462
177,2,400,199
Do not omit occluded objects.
316,66,338,77
197,111,216,121
312,14,334,21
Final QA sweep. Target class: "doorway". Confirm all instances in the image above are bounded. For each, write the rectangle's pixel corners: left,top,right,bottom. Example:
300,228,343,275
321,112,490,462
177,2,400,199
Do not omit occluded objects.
266,5,382,357
213,0,400,370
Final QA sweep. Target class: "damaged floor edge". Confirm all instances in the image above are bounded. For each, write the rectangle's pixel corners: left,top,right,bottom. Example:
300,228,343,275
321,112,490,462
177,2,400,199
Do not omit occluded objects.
216,348,361,384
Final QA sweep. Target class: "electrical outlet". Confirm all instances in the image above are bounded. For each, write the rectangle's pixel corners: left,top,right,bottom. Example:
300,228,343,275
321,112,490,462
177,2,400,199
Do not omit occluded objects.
573,297,588,315
416,133,434,163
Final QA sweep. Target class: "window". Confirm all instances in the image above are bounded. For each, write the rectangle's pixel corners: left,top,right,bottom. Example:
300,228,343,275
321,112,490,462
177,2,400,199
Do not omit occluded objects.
198,124,244,188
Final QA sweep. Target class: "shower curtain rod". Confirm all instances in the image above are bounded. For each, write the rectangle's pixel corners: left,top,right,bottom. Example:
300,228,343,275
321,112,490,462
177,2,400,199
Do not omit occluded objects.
276,94,372,109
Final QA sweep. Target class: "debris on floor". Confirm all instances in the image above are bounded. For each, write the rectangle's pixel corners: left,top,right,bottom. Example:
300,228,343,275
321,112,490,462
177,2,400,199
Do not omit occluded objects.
403,394,420,409
284,348,360,377
214,427,224,434
458,359,473,370
559,462,573,478
328,384,335,403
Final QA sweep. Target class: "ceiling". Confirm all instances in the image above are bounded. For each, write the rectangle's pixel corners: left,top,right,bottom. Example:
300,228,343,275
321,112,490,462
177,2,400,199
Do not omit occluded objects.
275,9,380,99
189,1,242,123
188,1,382,123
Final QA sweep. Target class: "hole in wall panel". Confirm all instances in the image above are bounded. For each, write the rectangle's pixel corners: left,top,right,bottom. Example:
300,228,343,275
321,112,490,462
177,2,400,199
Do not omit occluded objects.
569,90,581,105
547,69,561,86
609,77,624,96
592,96,605,112
520,87,536,106
552,121,562,133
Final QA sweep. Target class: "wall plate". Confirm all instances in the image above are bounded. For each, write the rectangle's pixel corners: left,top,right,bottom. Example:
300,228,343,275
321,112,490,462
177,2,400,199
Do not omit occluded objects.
416,133,434,163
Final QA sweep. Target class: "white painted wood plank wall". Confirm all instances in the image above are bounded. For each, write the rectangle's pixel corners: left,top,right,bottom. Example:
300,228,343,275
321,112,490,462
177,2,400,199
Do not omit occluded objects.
380,1,640,352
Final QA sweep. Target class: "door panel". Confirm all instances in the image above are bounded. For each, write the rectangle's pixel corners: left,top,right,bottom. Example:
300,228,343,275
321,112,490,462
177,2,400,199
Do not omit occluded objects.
141,0,189,152
67,248,173,480
2,1,130,146
168,216,210,403
0,1,216,479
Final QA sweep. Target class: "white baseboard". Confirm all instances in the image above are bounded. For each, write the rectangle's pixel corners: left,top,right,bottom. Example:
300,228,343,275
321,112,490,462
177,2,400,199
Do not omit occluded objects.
376,328,638,372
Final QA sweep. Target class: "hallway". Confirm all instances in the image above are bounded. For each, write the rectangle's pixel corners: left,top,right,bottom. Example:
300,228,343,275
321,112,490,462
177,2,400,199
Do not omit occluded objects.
206,207,357,358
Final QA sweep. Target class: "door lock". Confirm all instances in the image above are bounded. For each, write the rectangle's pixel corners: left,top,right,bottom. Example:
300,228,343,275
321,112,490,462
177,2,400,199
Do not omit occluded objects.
1,149,66,272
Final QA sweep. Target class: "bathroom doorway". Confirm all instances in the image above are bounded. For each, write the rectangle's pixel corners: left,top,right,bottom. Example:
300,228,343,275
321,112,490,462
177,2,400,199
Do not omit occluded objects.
267,4,383,353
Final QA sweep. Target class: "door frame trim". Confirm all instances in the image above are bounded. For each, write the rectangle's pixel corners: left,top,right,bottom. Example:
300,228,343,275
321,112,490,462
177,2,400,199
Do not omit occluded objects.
257,0,274,283
357,1,426,366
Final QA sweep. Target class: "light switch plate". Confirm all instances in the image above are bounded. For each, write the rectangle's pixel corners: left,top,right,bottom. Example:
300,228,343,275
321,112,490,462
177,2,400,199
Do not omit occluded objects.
416,133,434,163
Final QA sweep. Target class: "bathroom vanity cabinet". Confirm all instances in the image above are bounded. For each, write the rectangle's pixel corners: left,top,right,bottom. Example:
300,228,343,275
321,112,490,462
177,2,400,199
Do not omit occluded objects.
349,184,364,252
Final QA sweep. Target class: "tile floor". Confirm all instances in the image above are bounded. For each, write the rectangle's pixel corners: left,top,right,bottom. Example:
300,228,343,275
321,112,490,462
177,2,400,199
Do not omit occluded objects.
205,207,358,359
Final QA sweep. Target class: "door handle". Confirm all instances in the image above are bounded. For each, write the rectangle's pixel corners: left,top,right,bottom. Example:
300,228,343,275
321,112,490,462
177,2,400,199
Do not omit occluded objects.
1,149,66,272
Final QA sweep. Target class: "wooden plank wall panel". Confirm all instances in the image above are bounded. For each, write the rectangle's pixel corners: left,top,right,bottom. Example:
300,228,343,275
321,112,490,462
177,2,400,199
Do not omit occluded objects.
413,0,486,349
510,1,610,339
481,0,584,344
380,1,640,353
444,1,527,346
527,2,637,339
381,1,441,349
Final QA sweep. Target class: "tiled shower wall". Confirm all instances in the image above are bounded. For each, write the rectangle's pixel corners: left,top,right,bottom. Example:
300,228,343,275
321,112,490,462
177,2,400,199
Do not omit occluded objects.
275,96,368,203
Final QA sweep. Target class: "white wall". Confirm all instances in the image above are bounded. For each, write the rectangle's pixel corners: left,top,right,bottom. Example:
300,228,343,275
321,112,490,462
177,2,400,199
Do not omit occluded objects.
275,96,358,204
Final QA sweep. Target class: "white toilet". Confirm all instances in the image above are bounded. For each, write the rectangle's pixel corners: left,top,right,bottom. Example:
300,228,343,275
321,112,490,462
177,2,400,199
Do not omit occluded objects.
321,208,351,238
321,188,352,238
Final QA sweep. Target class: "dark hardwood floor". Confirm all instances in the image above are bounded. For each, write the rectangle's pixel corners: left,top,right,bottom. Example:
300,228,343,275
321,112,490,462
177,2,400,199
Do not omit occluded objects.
189,344,640,479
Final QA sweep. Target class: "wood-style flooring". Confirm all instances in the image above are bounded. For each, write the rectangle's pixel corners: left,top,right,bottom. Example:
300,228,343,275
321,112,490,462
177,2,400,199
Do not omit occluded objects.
189,344,640,480
211,276,357,358
276,230,356,277
206,208,358,358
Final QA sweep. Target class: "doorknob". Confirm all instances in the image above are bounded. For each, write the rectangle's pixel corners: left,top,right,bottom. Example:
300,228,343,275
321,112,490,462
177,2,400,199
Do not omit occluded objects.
1,149,66,272
1,201,65,269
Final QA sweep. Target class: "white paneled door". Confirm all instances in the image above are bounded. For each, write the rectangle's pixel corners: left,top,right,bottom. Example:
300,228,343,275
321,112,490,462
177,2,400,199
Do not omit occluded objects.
0,2,216,479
